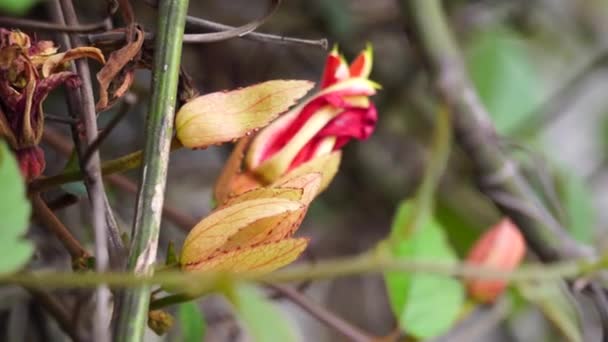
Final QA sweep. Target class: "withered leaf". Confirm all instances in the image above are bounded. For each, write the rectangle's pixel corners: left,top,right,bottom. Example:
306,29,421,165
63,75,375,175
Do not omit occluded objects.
95,26,144,111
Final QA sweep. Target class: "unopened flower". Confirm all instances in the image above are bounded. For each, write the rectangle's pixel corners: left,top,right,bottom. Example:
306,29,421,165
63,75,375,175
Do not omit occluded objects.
246,45,378,182
179,45,379,274
465,218,526,303
216,45,379,202
180,172,321,273
0,29,104,180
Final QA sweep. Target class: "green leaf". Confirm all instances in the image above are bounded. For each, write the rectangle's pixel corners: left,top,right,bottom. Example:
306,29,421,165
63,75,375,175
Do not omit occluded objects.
0,141,33,274
178,301,206,342
0,0,38,15
517,281,582,342
467,27,542,134
555,170,594,244
384,202,465,339
229,284,298,342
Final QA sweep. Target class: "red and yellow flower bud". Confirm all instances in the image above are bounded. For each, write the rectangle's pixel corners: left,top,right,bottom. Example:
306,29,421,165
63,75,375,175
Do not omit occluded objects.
216,45,379,203
179,45,379,274
465,218,526,303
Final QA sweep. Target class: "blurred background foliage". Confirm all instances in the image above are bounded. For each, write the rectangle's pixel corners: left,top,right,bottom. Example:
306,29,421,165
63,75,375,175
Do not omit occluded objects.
3,0,608,341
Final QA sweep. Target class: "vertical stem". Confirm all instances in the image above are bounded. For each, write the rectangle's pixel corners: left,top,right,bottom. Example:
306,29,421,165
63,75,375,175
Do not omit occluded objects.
113,0,189,340
51,1,116,341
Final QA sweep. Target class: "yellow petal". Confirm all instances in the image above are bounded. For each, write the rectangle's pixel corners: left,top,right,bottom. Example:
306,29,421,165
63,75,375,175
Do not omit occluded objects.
275,151,341,194
175,80,314,149
180,198,303,264
183,238,308,273
273,172,322,205
252,105,342,182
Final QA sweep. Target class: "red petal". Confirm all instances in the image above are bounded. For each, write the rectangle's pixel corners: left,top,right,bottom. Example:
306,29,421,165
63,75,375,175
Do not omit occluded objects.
349,44,373,78
318,104,378,149
257,89,363,164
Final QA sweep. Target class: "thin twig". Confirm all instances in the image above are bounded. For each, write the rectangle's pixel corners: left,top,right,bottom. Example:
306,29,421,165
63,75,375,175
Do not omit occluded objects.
42,127,199,231
30,137,183,194
181,0,282,43
45,113,79,125
58,1,112,341
0,16,108,33
82,93,137,166
86,1,327,49
267,284,375,342
27,288,83,341
113,0,190,340
31,193,90,260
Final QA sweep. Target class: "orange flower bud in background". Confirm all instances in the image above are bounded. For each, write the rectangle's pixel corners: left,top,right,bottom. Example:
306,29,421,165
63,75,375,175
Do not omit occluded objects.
465,218,526,303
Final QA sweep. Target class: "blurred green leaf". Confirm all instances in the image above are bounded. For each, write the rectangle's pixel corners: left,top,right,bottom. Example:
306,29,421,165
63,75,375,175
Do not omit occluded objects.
0,141,33,274
384,202,465,339
0,0,38,15
178,301,206,342
229,284,297,342
518,281,582,342
435,199,483,257
467,28,542,134
555,170,594,244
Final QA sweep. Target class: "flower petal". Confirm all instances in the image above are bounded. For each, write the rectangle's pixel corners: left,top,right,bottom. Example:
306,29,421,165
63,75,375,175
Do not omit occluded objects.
466,218,526,303
320,45,349,88
349,44,373,78
275,151,341,194
183,238,308,273
180,198,303,264
175,80,314,149
252,105,342,182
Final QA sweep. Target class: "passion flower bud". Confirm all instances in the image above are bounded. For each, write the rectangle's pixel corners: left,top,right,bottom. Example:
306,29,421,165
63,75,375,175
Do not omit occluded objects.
245,45,378,184
215,45,379,203
465,218,526,303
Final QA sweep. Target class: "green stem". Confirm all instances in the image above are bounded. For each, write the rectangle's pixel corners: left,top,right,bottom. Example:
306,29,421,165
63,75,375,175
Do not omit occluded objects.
0,255,592,292
29,139,182,194
149,293,195,310
388,104,452,246
113,0,189,340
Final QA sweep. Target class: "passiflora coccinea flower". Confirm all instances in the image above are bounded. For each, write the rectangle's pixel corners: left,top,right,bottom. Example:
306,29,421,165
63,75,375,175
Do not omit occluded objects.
216,45,379,201
0,29,105,180
465,218,526,303
176,45,379,273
